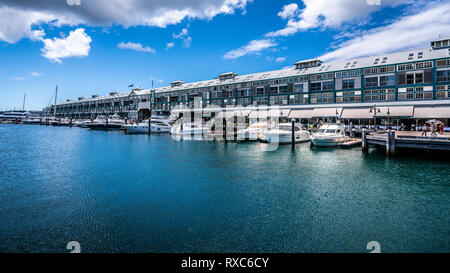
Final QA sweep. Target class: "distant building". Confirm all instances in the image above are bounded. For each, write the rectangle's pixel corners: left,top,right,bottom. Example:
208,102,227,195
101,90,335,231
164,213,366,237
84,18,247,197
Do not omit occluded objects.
45,37,450,122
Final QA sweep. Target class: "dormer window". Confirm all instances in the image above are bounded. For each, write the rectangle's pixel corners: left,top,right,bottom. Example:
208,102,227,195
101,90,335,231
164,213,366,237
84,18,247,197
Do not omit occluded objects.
431,37,450,50
171,80,184,87
294,59,322,69
218,72,238,81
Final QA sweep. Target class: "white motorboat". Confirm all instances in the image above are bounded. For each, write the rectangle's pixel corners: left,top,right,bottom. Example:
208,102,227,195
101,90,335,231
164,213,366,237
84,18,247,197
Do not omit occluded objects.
123,119,172,134
22,117,42,125
310,124,350,147
170,122,209,136
237,122,271,141
85,115,125,130
264,123,310,144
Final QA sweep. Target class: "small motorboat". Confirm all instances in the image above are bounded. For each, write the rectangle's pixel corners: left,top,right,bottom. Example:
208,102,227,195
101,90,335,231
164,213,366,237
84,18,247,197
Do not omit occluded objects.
264,123,310,144
310,124,350,147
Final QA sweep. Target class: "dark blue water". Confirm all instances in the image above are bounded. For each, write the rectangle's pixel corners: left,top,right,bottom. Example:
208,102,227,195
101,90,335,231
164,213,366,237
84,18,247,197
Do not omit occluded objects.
0,124,448,253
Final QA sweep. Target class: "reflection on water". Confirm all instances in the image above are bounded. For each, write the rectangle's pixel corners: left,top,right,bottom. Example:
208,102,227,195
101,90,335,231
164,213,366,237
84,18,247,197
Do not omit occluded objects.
0,124,449,253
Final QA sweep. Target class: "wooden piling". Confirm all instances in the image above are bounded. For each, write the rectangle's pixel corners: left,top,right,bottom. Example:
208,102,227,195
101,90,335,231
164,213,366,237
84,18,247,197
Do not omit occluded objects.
390,130,396,155
386,129,391,155
106,118,108,132
148,118,151,135
362,129,368,152
291,119,295,149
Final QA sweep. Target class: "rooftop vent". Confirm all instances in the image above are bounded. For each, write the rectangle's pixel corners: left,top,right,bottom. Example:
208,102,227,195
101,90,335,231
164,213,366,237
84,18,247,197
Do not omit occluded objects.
294,59,322,69
78,97,85,101
218,72,238,81
66,99,72,102
171,80,184,87
431,37,450,50
109,91,118,96
92,94,99,98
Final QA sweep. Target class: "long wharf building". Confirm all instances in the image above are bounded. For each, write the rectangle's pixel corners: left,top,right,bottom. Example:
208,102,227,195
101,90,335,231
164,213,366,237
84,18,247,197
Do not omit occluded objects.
45,37,450,122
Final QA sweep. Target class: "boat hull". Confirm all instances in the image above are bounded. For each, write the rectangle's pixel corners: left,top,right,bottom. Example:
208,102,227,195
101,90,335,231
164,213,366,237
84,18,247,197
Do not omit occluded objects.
266,132,310,144
311,136,349,147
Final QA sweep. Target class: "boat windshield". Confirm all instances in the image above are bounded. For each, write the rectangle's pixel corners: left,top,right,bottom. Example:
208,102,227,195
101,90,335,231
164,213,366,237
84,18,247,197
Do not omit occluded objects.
317,129,339,134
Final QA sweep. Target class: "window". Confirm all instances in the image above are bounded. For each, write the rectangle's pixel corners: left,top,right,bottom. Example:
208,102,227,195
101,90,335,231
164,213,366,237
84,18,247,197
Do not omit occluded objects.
437,70,450,82
256,87,265,95
310,82,322,92
322,81,334,91
293,83,304,93
436,59,450,67
270,86,279,94
342,79,355,89
415,73,423,84
365,77,378,87
279,85,288,94
398,63,414,71
406,73,415,84
379,75,395,86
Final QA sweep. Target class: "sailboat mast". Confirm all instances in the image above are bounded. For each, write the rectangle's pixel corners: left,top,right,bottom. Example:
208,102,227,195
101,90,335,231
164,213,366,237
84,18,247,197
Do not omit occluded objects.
22,93,26,111
54,85,58,118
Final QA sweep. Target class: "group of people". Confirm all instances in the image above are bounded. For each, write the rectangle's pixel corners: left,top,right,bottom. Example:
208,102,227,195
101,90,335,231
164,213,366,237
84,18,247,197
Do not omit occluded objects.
421,122,445,136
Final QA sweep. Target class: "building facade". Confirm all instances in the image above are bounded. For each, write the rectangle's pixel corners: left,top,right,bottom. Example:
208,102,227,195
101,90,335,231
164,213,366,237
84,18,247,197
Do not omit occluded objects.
44,37,450,121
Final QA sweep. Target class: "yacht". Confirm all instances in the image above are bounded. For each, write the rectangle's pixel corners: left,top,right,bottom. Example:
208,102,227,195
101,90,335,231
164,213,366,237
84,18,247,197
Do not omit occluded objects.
0,110,30,122
85,115,125,130
170,122,209,136
22,117,42,125
264,123,310,144
123,119,172,134
237,122,271,141
310,124,350,147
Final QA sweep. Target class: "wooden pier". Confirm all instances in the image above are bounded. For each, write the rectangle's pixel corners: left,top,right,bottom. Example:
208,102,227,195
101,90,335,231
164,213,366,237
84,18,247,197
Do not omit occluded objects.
362,130,450,155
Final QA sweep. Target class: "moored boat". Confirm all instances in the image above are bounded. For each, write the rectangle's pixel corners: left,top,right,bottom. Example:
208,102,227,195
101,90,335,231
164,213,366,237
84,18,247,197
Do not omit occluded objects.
264,123,310,144
310,124,350,147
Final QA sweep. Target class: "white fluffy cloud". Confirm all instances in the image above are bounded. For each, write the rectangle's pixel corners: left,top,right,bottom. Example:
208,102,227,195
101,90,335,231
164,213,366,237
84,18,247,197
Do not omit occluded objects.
173,28,192,48
41,28,92,63
277,3,299,20
319,2,450,62
266,0,411,37
0,0,250,43
118,42,156,53
30,72,43,77
224,39,278,59
166,42,175,50
275,57,287,63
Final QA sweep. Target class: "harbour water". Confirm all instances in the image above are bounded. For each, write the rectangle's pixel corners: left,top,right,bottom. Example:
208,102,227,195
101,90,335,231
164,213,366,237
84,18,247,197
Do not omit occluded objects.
0,124,448,253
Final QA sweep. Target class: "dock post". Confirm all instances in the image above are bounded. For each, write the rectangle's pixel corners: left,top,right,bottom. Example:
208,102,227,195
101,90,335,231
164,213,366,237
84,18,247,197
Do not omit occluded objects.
386,129,391,156
350,122,353,139
291,119,295,149
40,118,42,126
390,130,396,155
362,129,368,152
148,118,151,135
106,118,108,131
69,118,72,128
223,117,227,143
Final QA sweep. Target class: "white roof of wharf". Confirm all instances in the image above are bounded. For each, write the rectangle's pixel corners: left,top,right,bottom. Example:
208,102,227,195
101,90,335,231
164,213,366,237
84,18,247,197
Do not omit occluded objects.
56,46,450,105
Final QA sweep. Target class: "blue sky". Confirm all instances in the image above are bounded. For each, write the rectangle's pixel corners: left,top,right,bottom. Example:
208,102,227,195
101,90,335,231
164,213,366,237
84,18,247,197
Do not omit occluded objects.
0,0,449,110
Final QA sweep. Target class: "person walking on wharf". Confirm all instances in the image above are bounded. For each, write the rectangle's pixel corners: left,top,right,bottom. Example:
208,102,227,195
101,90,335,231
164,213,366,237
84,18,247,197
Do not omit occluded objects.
430,123,437,137
422,123,428,136
439,122,444,134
